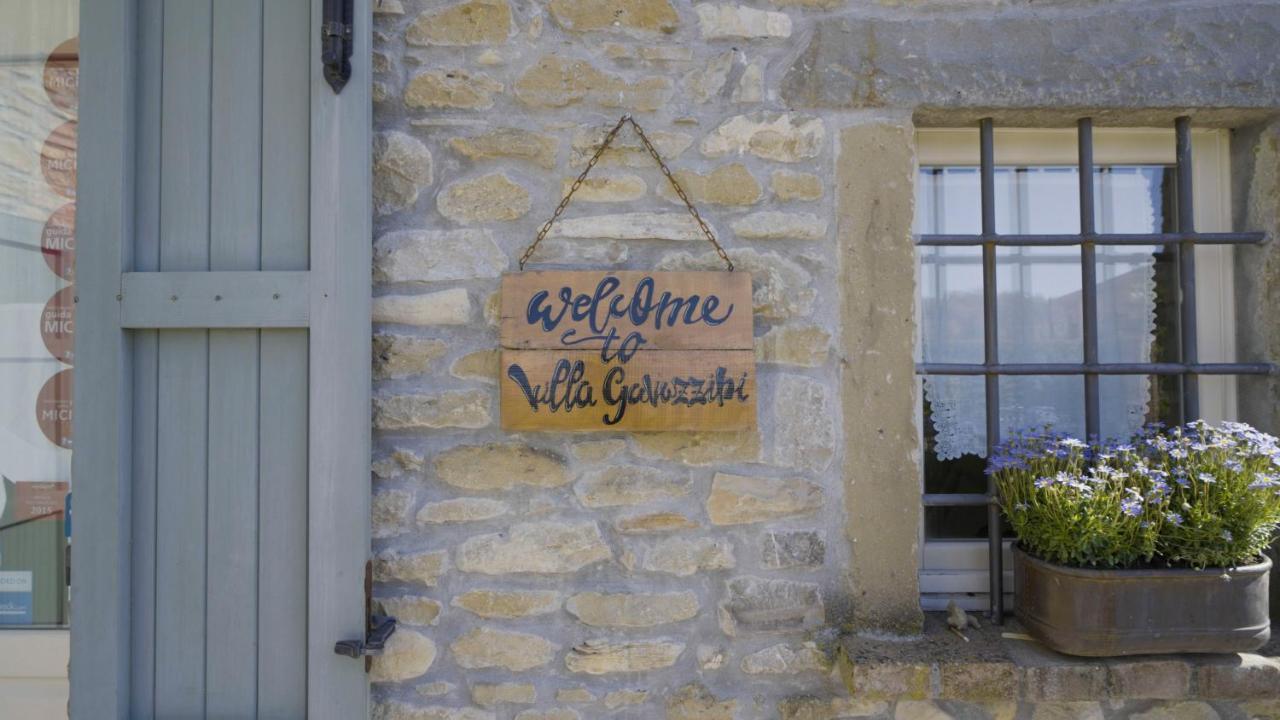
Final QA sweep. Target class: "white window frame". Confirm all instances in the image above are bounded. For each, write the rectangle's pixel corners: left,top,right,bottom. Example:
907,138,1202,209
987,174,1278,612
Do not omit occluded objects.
915,127,1237,611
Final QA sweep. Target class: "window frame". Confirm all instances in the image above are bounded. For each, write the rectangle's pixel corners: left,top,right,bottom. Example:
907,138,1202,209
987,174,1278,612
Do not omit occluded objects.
914,122,1269,618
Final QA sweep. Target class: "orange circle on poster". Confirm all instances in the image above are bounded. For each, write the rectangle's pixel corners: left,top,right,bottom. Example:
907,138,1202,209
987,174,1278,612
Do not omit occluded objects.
41,121,77,199
43,37,78,114
41,204,76,281
41,286,75,364
36,369,73,449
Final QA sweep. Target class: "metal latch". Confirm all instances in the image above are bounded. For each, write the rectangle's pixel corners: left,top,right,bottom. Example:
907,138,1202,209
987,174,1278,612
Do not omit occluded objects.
321,0,354,92
334,614,397,659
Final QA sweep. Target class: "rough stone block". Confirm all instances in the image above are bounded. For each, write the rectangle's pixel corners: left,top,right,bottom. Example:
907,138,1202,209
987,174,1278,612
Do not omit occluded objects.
407,0,512,46
717,575,824,635
705,472,823,525
434,443,568,491
451,627,558,671
455,521,612,574
373,288,472,326
565,590,699,627
565,638,684,674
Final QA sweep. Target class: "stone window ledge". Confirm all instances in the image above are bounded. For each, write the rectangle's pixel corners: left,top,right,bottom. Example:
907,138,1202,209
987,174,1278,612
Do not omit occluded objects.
836,614,1279,702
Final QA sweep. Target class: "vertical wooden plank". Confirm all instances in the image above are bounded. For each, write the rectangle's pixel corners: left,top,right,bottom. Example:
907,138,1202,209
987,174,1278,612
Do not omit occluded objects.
70,0,135,714
129,2,163,715
258,0,312,714
262,0,310,272
153,1,212,713
308,0,371,715
257,330,309,717
205,0,264,714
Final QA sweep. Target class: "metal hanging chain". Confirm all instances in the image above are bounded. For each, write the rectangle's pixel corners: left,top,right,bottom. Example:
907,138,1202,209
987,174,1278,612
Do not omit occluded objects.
518,114,734,271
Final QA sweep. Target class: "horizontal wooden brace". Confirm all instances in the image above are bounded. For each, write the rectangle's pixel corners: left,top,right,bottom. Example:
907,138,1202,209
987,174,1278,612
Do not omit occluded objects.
120,271,310,329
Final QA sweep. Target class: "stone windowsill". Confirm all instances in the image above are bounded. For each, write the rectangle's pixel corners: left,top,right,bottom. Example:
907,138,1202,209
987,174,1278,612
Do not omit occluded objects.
837,614,1280,702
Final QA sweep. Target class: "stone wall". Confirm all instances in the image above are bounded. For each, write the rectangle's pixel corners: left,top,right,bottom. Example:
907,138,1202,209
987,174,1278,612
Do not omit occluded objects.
367,0,1280,718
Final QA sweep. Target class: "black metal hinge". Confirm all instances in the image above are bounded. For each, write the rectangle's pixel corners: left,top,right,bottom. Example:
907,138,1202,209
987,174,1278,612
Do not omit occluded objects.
321,0,353,93
333,560,397,671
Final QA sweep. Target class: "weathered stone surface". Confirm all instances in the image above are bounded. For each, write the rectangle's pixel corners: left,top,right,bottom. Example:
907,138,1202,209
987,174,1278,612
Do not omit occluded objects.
373,82,391,104
374,132,433,215
451,627,557,671
666,683,736,720
374,549,448,586
370,629,437,682
417,497,509,524
561,174,647,202
779,697,889,720
514,56,671,111
472,682,536,707
1108,660,1191,699
701,113,824,162
374,702,495,720
782,4,1280,111
574,465,691,507
405,70,503,110
569,439,626,462
659,163,761,206
407,0,511,46
450,349,499,383
769,0,841,7
696,646,725,670
373,448,426,479
838,122,923,634
761,530,825,569
657,248,813,320
732,57,765,103
895,702,957,720
548,212,710,242
1197,655,1280,698
755,325,829,366
773,374,835,471
374,335,448,380
640,536,735,576
452,589,561,618
595,691,642,709
566,591,699,627
556,688,596,703
449,128,558,169
373,489,413,537
1028,703,1103,720
682,51,733,104
374,229,506,283
604,43,692,62
939,661,1020,701
416,682,454,697
373,288,472,326
615,511,699,534
572,126,692,167
1128,704,1220,720
696,4,791,40
564,638,684,674
706,472,823,525
374,391,492,430
1024,663,1106,702
438,173,530,224
548,0,679,34
732,211,826,241
718,576,823,635
741,641,829,674
456,521,612,574
374,0,405,14
526,238,629,265
514,710,579,720
631,429,761,465
434,444,568,491
375,595,443,626
770,170,822,201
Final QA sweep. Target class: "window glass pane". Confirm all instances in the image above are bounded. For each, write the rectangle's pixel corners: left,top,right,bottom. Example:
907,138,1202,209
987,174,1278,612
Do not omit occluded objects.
919,247,983,364
996,246,1082,364
1099,374,1181,443
0,1,78,627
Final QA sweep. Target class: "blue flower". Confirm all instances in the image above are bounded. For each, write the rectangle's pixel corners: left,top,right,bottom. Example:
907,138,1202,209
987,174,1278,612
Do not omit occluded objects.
1121,498,1143,517
1221,530,1234,542
1198,473,1216,484
1164,511,1184,526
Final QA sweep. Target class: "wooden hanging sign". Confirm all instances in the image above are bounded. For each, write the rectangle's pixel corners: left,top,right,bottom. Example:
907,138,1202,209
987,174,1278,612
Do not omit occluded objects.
499,271,756,432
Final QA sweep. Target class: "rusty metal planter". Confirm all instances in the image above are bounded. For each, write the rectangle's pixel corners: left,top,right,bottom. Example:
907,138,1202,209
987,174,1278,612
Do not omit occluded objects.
1013,545,1271,656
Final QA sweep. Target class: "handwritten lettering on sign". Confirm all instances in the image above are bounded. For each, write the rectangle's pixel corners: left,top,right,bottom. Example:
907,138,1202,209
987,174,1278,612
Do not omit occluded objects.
499,271,756,431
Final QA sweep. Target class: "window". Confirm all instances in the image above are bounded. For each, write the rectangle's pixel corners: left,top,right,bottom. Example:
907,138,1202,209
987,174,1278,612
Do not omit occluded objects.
0,1,78,628
914,122,1268,616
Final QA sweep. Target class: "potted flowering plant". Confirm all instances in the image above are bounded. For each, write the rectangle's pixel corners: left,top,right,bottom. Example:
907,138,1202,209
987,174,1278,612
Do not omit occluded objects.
991,421,1279,656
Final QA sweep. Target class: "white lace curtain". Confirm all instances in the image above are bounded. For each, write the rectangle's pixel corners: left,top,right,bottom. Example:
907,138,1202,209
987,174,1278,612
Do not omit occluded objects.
919,166,1165,459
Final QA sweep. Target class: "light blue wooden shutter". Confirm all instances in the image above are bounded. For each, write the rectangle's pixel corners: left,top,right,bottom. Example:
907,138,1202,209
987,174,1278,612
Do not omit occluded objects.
72,0,371,717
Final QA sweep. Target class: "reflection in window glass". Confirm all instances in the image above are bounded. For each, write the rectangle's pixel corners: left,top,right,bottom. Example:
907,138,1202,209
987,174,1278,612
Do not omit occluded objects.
918,165,1180,539
0,1,78,626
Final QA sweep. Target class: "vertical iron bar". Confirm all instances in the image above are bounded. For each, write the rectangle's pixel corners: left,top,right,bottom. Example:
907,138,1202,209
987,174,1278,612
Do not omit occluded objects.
1175,117,1199,421
980,118,1003,623
1079,119,1101,441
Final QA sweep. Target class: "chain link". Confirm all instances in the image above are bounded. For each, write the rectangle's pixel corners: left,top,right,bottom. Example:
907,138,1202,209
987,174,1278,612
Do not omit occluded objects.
518,115,734,272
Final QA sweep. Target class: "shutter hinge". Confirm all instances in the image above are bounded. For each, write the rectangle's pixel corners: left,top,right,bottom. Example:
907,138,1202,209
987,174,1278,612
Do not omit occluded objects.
321,0,353,93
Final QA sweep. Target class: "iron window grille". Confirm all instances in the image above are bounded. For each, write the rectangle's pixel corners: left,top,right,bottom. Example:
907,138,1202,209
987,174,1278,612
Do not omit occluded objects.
916,118,1273,623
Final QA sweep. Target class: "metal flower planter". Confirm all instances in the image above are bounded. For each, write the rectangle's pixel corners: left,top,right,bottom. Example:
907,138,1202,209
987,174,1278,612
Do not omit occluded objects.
1013,545,1271,656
